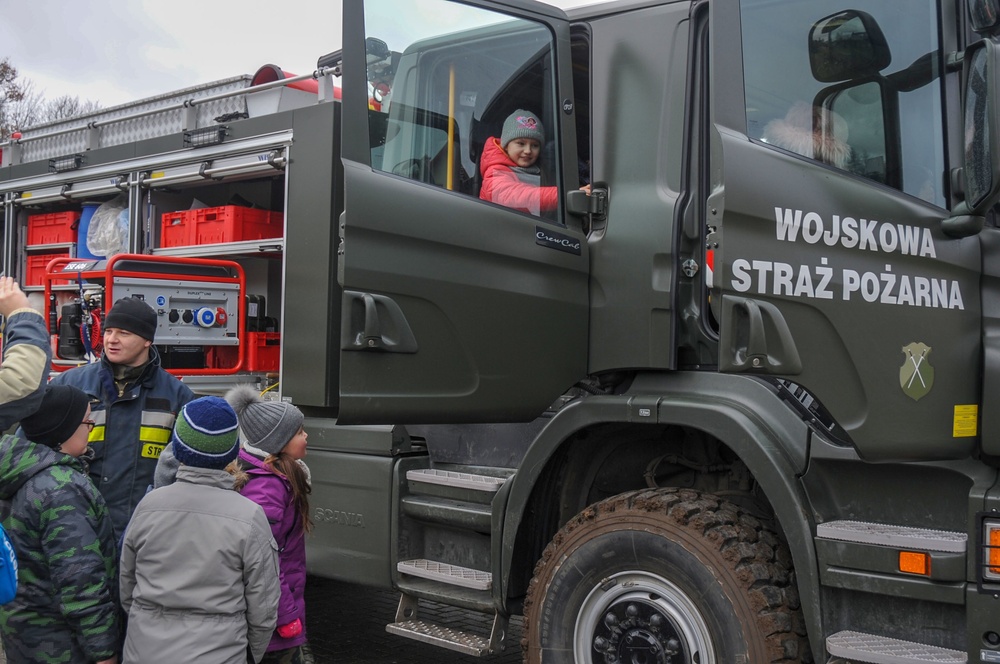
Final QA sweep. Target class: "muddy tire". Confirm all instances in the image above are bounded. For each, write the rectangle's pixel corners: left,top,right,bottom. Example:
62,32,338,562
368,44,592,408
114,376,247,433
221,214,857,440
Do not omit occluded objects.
522,488,810,663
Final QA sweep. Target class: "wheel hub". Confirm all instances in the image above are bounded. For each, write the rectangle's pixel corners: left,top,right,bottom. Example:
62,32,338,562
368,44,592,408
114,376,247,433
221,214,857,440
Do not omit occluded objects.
592,600,683,664
576,571,714,664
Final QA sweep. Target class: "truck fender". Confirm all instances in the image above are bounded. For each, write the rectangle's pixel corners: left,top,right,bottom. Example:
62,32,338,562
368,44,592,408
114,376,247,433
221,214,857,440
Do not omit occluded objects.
501,372,824,661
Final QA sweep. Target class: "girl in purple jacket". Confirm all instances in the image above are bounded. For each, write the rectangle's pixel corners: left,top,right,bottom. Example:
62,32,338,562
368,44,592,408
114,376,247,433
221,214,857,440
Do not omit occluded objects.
226,385,312,664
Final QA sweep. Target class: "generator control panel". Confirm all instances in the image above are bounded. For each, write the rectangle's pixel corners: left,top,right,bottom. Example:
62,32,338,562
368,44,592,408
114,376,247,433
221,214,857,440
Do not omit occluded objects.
112,276,241,346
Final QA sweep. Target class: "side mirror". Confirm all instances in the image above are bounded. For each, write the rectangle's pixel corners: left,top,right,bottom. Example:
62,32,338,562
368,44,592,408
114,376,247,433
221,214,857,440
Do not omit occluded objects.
365,37,390,62
969,0,1000,33
809,10,891,83
961,39,1000,214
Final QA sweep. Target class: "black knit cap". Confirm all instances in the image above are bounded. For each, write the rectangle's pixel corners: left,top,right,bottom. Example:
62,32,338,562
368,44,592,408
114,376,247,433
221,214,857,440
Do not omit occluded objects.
104,297,157,341
21,385,90,449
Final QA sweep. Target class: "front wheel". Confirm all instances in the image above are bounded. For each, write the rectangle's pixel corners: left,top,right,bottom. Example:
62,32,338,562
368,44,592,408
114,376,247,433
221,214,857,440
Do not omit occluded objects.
522,488,810,663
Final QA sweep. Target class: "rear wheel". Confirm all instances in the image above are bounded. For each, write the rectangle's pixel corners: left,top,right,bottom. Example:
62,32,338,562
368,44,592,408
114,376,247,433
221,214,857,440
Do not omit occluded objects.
522,488,810,663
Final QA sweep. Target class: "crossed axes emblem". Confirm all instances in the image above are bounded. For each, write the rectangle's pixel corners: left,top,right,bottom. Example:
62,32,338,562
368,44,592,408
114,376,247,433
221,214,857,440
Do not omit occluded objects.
900,342,934,401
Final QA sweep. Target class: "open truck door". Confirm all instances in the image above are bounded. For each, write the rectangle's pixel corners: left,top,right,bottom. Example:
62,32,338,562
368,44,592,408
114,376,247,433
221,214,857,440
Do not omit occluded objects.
710,0,982,461
338,0,588,424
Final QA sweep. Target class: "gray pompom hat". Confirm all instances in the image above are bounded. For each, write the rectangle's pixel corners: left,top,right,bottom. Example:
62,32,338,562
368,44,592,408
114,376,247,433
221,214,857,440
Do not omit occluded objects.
500,109,544,148
225,385,304,457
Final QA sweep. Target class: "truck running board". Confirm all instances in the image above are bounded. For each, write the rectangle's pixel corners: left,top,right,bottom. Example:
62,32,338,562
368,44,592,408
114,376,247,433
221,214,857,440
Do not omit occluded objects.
406,468,506,491
397,559,492,590
826,630,966,663
386,592,507,657
816,520,967,552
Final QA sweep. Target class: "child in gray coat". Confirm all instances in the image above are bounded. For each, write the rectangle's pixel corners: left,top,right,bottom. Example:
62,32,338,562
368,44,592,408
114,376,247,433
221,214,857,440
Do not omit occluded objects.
120,396,280,663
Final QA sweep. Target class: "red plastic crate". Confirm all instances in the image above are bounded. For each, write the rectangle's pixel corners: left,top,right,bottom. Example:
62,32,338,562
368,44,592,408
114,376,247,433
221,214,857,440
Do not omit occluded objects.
247,332,280,371
207,332,280,372
27,211,80,246
26,252,72,287
160,206,282,247
160,210,192,248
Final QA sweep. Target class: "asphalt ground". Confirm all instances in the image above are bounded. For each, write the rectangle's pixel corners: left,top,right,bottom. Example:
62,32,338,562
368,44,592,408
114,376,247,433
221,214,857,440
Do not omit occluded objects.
0,576,523,663
304,576,525,663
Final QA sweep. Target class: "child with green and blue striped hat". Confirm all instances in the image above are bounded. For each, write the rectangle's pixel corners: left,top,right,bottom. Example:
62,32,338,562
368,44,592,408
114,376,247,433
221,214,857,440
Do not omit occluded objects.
120,396,280,663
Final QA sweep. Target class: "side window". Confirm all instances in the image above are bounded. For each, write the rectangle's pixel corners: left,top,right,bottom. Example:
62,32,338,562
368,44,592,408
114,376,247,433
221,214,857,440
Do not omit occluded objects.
363,0,562,220
740,0,945,208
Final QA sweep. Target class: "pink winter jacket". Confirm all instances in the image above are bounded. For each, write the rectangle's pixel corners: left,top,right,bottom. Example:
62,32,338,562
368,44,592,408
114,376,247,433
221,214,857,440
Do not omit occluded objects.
478,137,558,214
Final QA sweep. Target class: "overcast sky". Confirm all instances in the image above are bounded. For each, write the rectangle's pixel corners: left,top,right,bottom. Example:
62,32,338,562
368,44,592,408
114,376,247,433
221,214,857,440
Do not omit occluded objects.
2,0,596,111
1,0,343,108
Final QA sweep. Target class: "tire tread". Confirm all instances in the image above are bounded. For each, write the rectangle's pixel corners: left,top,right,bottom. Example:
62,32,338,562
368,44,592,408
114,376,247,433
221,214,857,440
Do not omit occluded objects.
522,487,812,663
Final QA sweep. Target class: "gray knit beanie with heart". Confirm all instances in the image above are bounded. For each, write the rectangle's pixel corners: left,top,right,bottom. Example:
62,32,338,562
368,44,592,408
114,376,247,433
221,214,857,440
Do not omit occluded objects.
225,384,304,457
500,109,544,148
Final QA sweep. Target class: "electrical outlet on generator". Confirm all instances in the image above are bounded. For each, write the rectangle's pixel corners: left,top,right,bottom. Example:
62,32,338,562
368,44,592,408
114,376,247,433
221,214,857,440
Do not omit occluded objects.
112,277,241,347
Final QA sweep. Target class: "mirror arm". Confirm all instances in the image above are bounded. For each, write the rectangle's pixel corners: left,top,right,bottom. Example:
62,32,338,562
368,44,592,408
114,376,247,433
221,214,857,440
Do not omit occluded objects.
941,201,985,238
886,51,941,92
947,50,965,71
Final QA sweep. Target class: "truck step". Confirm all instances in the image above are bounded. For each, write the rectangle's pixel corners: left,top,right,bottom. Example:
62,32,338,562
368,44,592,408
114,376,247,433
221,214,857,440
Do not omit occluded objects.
398,559,492,590
386,592,507,657
817,520,967,552
401,495,493,532
406,468,506,492
386,619,495,656
826,630,966,663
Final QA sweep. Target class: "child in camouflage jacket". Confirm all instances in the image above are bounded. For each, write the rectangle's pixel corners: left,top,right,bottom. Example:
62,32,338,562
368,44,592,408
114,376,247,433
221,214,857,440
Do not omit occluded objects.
0,385,119,664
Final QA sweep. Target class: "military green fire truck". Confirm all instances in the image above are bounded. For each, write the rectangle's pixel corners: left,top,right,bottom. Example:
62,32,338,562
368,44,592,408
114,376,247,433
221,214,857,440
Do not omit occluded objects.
4,0,1000,661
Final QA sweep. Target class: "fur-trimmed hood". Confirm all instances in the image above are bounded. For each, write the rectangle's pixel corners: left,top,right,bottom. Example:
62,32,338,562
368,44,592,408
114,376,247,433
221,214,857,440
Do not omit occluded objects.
762,102,851,168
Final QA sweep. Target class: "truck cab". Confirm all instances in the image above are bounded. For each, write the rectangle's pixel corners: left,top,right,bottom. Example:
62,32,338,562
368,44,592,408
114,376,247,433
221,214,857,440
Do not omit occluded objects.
334,0,1000,661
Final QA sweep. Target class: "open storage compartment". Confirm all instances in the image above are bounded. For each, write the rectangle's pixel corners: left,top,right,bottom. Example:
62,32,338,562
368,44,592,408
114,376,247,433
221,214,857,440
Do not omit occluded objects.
42,254,247,376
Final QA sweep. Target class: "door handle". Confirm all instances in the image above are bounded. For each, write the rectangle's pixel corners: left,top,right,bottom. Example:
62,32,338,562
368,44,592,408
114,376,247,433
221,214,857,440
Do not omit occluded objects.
341,291,418,353
362,293,380,346
720,295,802,373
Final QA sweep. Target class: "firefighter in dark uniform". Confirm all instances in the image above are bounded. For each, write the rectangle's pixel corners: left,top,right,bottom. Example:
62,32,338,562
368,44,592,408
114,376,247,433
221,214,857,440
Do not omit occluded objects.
46,297,195,539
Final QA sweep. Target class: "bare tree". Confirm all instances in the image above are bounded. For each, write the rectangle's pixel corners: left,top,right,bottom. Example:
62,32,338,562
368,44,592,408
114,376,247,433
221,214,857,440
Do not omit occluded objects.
0,59,103,139
4,80,45,135
43,95,102,122
0,58,26,139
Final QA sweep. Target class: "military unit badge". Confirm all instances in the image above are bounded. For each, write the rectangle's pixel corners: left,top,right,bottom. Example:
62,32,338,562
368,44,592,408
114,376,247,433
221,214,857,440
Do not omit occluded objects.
900,342,934,401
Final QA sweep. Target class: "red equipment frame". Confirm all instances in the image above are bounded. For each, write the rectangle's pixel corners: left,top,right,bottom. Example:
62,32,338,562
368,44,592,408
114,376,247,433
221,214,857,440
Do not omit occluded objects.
42,253,247,376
